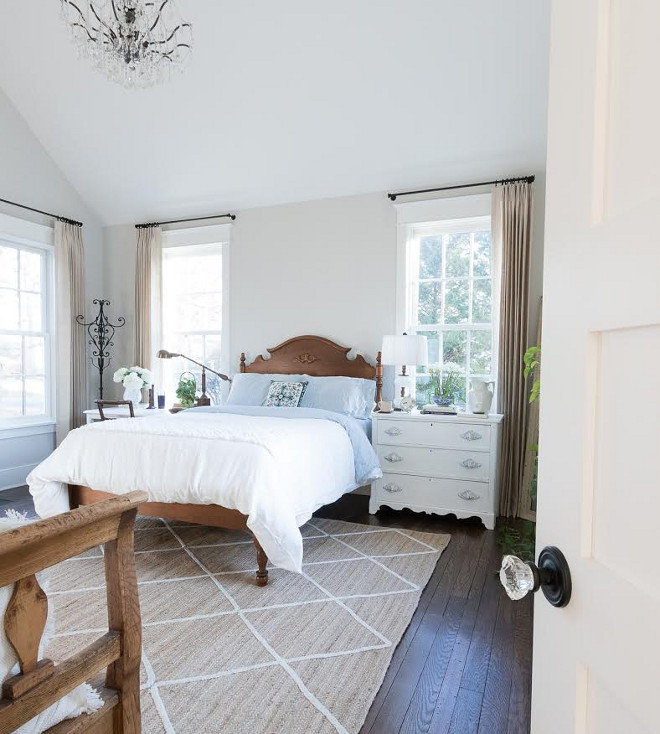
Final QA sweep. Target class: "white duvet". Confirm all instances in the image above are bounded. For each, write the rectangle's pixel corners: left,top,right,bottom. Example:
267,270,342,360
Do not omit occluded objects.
27,412,360,573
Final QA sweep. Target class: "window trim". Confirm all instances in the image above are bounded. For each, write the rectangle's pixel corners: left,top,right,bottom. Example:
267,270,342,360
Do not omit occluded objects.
160,223,231,391
0,215,55,429
394,195,498,407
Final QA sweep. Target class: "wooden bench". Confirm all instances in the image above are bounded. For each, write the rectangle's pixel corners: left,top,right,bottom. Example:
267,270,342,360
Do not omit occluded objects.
0,491,147,733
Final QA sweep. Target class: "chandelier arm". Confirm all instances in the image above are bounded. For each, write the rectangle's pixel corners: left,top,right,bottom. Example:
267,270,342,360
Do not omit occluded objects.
149,1,171,33
110,0,119,23
71,22,97,42
64,1,87,24
89,4,117,41
151,24,190,45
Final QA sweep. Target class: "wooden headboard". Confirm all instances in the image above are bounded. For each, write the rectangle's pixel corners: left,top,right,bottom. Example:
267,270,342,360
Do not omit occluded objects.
239,335,383,405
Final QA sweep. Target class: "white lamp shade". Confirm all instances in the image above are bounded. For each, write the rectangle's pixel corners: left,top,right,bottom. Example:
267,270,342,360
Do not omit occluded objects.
381,334,428,366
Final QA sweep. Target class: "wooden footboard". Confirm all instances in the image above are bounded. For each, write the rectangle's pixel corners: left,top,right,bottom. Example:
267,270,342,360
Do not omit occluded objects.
69,486,269,586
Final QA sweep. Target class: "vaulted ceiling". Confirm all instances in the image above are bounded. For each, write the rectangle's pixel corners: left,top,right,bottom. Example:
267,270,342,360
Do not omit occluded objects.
0,1,550,225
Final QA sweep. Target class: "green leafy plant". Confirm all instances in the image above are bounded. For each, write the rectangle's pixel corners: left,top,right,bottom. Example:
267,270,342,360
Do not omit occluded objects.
497,520,536,562
176,376,197,408
523,345,541,403
420,367,462,400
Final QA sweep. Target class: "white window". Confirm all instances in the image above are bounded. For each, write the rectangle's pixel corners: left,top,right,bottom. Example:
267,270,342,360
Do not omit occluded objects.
0,239,54,423
160,225,230,404
397,197,498,407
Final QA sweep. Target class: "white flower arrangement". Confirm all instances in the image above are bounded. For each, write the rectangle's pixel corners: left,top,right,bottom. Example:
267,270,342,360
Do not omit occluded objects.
112,366,153,389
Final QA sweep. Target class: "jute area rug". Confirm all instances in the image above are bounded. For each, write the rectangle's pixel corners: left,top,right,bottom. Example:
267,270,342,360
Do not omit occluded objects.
47,515,450,733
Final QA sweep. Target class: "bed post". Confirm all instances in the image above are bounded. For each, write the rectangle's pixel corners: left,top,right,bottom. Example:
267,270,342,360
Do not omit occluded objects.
375,350,383,406
253,537,269,586
239,353,247,373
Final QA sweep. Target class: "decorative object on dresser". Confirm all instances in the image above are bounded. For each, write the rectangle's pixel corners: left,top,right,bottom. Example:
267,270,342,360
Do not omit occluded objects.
370,410,503,529
76,298,126,400
419,366,463,413
467,378,495,415
95,399,135,421
157,349,231,407
381,333,428,408
113,365,153,406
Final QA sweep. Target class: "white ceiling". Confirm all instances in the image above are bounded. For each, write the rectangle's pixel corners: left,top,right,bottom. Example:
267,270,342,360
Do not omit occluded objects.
0,1,550,226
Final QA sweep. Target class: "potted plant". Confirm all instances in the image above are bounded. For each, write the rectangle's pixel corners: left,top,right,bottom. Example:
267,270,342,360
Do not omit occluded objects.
113,366,153,405
175,375,198,409
420,366,463,406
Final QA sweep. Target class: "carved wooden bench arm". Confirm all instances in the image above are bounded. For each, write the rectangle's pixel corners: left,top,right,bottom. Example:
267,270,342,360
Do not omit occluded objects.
0,491,147,734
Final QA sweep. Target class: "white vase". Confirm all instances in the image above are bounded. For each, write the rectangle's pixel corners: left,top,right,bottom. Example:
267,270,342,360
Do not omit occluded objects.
123,386,143,406
467,379,494,414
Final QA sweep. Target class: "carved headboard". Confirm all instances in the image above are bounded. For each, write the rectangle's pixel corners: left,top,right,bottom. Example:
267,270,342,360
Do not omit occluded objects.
239,335,383,405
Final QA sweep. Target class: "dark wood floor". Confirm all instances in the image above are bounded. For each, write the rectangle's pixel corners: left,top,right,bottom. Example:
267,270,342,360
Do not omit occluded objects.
315,494,532,734
3,488,532,734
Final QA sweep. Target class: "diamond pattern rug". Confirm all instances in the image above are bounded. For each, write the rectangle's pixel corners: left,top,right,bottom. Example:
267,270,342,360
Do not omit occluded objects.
47,516,450,733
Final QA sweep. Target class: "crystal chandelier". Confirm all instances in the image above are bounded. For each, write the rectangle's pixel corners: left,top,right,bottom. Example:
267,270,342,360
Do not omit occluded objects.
60,1,193,88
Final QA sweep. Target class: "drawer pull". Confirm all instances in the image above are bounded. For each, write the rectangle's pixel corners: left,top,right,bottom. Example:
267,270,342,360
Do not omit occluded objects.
460,458,482,469
458,489,481,501
384,452,404,463
461,430,482,442
384,426,402,436
383,482,403,493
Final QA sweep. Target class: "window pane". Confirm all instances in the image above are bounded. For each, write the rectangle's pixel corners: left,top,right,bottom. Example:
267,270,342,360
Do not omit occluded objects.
0,246,18,288
473,231,491,276
24,336,45,375
24,377,45,416
419,235,443,278
417,282,442,325
445,233,470,277
445,279,469,323
0,335,22,375
442,330,467,372
204,334,223,368
0,288,19,330
20,250,42,291
470,330,492,375
0,377,22,417
20,292,42,331
416,331,439,365
472,278,492,323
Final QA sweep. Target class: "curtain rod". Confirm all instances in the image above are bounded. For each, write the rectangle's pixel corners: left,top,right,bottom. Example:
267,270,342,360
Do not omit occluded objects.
135,213,236,229
0,196,83,227
387,175,535,201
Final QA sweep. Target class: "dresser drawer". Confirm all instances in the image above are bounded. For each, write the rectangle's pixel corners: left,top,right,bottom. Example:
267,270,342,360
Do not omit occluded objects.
376,445,490,481
376,419,491,450
373,473,491,514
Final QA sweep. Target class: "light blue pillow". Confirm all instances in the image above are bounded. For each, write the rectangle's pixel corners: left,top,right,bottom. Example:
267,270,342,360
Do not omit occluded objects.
225,373,306,406
225,373,376,419
301,376,376,420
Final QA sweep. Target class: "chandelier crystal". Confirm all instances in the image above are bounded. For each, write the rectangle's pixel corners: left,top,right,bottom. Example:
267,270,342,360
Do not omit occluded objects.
60,1,193,88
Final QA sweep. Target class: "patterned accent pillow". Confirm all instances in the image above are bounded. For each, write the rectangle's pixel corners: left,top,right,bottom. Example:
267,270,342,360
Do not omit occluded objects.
263,381,308,408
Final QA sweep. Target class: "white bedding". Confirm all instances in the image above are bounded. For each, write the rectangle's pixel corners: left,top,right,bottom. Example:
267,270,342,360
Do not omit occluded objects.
27,412,361,573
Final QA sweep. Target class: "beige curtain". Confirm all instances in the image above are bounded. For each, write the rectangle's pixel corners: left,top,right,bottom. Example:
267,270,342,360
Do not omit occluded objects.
54,221,86,442
493,182,533,517
133,225,162,371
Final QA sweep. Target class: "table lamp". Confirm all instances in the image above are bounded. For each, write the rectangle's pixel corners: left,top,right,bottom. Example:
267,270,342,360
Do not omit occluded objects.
157,350,231,407
381,334,428,407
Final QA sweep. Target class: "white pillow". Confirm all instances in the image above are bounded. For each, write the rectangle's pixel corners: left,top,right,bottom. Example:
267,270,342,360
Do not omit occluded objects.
0,511,103,733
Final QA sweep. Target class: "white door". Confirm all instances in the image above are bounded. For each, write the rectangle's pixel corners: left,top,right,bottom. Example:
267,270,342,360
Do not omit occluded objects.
530,0,660,731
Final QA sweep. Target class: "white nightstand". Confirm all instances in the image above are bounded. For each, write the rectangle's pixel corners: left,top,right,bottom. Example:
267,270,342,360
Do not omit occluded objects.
370,410,504,530
84,406,171,424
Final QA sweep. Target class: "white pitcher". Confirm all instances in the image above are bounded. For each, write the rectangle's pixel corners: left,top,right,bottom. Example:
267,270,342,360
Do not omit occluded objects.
468,378,494,414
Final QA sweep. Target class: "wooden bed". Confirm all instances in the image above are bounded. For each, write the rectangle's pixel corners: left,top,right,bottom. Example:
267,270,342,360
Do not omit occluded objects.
70,335,383,586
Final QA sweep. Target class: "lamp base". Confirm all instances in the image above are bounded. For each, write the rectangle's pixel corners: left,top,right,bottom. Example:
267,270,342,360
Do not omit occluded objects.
196,396,211,407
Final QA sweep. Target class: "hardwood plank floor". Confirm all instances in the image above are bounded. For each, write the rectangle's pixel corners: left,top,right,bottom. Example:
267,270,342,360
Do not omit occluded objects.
3,487,532,733
314,494,533,734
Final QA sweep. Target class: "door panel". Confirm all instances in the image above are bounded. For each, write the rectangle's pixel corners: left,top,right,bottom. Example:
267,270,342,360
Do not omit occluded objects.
533,0,660,731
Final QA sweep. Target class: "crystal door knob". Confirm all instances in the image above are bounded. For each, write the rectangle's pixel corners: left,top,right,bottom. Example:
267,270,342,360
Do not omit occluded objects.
500,546,572,608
